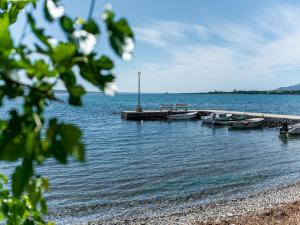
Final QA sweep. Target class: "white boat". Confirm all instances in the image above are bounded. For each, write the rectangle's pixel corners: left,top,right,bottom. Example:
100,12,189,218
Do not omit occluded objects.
229,118,264,129
202,113,233,125
201,113,214,123
212,113,233,125
280,123,300,135
167,112,198,120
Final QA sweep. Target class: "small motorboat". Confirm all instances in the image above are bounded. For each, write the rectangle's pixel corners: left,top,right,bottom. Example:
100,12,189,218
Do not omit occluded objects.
202,113,233,125
280,122,300,135
231,114,248,121
201,113,214,123
211,113,233,125
167,112,198,120
229,118,264,129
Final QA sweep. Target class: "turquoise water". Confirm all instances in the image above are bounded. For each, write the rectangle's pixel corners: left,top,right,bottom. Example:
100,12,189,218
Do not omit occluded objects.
2,93,300,223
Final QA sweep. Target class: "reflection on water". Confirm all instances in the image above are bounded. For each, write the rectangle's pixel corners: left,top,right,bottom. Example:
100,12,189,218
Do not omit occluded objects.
279,133,300,144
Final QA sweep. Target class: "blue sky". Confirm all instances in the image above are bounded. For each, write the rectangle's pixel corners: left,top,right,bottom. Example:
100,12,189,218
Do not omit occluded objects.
11,0,300,92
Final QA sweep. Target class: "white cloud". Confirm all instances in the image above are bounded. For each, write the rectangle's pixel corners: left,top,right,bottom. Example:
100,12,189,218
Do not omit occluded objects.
121,4,300,92
134,21,208,48
134,27,165,47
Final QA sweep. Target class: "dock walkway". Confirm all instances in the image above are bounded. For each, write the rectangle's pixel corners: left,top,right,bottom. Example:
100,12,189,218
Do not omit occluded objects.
121,109,300,125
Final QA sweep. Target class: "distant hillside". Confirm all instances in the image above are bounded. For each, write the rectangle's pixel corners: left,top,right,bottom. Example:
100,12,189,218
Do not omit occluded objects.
277,83,300,91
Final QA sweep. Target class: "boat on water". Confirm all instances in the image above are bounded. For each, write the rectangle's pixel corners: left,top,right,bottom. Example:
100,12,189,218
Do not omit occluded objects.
280,122,300,135
212,113,233,125
229,118,264,129
202,113,248,125
202,113,233,125
201,113,215,123
167,112,198,120
232,114,248,121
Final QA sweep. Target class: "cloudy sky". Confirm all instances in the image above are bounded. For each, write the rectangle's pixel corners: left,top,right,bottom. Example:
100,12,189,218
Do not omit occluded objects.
12,0,300,93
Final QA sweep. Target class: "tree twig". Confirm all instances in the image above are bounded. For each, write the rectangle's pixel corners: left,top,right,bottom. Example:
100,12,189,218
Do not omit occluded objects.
88,0,96,19
5,77,64,103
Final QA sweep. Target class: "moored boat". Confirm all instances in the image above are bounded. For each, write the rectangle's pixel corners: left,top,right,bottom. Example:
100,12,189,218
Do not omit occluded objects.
280,123,300,135
211,113,233,125
231,114,248,121
202,113,235,125
201,113,214,123
167,112,198,120
229,118,264,129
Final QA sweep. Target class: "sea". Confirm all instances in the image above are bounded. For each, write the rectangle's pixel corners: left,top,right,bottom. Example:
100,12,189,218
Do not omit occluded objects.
2,93,300,224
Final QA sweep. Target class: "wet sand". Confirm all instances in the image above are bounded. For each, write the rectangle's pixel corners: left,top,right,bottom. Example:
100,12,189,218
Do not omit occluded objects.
84,182,300,225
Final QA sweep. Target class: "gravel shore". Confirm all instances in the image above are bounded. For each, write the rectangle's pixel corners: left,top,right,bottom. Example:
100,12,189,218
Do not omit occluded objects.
84,182,300,225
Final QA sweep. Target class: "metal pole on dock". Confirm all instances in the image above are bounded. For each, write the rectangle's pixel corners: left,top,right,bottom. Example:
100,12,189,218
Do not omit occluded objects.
136,71,142,112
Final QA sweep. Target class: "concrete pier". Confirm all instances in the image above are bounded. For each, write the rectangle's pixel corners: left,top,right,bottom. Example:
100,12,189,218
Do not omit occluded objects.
121,109,300,126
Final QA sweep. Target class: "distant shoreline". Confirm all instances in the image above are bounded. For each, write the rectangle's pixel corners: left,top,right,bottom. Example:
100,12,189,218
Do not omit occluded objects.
54,90,300,95
206,90,300,95
182,90,300,95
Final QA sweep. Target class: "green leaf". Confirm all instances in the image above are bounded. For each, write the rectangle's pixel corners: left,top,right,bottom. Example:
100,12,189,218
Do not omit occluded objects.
59,124,84,160
59,16,74,33
0,173,8,184
26,60,56,80
23,219,35,225
0,13,13,51
104,12,134,58
61,72,83,105
61,71,76,86
52,42,76,63
83,19,100,35
97,55,114,70
69,85,85,97
0,140,24,161
68,85,85,106
0,212,5,221
12,161,33,197
31,0,37,8
9,2,28,24
0,114,6,125
27,13,51,48
0,112,26,161
40,198,47,214
44,0,53,22
0,1,8,10
46,120,67,163
79,57,115,90
46,120,84,163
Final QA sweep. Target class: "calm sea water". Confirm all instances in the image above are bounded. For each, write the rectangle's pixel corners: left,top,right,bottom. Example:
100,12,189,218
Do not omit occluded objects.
2,93,300,224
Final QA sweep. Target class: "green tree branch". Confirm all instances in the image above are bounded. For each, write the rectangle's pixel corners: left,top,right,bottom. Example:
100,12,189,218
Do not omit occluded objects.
0,0,134,224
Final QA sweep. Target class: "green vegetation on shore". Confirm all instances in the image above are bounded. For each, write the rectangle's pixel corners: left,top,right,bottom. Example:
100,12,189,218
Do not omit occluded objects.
207,90,300,95
179,90,300,95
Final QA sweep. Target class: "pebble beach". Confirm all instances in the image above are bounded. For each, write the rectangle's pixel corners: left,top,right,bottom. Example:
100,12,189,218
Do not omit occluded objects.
83,182,300,225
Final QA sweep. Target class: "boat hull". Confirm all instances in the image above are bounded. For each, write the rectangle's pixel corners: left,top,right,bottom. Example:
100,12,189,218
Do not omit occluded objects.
286,125,300,135
289,128,300,135
201,115,214,123
167,112,198,120
202,113,233,125
212,120,230,125
229,118,264,129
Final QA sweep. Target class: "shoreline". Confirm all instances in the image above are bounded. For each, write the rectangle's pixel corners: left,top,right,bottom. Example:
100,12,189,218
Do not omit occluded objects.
84,182,300,225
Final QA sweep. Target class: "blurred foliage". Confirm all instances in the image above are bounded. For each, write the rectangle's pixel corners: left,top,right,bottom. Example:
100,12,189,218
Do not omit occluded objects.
0,0,134,224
